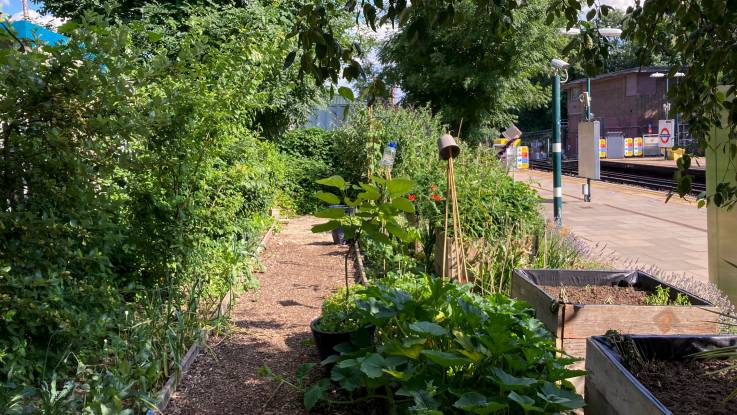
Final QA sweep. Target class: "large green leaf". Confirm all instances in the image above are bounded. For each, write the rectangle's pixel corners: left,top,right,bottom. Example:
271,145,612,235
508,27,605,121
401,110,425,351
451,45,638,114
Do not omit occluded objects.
387,177,414,196
382,339,425,359
338,86,354,101
391,196,415,213
536,382,585,410
421,350,472,367
362,222,391,245
360,353,386,378
386,222,411,242
331,366,364,391
316,175,347,190
314,207,346,219
311,220,341,233
508,391,542,413
409,321,447,336
357,183,381,201
303,378,329,410
315,191,340,205
397,387,441,412
454,392,508,414
490,367,537,389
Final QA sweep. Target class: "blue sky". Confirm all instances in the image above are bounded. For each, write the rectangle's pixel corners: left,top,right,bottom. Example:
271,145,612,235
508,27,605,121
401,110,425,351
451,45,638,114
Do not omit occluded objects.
2,1,45,16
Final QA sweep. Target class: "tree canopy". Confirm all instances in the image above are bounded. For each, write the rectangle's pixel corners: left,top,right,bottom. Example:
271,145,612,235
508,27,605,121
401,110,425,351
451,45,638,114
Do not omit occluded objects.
380,0,562,141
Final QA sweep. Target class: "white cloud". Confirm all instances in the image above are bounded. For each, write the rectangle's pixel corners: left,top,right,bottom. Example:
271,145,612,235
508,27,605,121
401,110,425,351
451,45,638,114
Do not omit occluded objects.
10,9,66,28
601,0,636,10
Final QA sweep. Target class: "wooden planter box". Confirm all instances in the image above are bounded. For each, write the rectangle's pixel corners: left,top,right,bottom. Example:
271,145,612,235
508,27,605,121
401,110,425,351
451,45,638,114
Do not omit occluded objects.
585,335,737,414
511,269,719,393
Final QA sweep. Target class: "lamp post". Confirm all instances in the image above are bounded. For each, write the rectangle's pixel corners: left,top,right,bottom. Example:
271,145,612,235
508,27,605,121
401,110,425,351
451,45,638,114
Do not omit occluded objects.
550,59,570,227
559,27,622,122
553,27,621,212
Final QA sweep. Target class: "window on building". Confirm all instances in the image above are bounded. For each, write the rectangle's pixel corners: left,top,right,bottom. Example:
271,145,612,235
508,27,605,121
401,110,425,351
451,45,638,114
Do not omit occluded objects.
625,74,637,96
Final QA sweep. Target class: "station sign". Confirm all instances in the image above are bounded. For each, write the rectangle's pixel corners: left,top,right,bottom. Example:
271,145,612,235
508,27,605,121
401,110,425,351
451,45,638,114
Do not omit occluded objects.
516,146,529,169
624,138,634,157
658,119,675,148
599,138,607,158
634,137,644,157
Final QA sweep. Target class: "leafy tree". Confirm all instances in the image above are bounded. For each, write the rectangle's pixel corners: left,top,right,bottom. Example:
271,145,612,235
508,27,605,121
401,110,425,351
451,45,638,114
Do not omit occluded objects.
0,3,321,410
564,8,681,77
42,0,239,21
380,0,563,141
41,0,342,139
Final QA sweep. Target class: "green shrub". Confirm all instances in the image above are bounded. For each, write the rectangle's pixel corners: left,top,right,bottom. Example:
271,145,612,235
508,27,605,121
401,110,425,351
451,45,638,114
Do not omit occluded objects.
331,104,444,184
273,128,336,214
315,285,369,333
0,4,307,411
304,274,584,413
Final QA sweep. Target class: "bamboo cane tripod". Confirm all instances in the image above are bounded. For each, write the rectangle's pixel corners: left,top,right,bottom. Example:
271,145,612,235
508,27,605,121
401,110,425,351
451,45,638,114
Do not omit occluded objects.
437,133,468,283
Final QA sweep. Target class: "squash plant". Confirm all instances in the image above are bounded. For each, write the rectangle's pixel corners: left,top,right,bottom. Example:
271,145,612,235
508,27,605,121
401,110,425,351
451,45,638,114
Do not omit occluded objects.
304,274,585,414
311,175,418,331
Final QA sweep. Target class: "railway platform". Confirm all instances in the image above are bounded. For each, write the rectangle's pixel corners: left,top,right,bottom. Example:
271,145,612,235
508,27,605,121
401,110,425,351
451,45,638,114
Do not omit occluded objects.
514,169,708,282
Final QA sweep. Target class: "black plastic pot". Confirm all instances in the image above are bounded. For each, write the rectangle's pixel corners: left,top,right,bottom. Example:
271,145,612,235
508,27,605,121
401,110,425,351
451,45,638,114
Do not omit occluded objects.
328,205,355,245
310,317,375,361
331,227,347,245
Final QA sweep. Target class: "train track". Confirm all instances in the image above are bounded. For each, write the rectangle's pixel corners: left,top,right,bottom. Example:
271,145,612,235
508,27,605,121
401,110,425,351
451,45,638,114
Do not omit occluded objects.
529,160,706,195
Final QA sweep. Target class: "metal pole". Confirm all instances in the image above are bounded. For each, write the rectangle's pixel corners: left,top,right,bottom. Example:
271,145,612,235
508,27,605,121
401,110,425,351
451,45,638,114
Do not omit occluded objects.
664,77,670,160
553,73,563,227
586,77,593,203
586,77,592,121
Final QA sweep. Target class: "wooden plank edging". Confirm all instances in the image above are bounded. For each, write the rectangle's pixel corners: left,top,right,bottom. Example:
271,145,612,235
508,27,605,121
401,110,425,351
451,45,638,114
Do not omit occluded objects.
147,223,276,414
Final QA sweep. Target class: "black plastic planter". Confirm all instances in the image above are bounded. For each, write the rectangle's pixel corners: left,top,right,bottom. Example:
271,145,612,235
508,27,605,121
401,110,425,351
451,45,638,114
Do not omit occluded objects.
585,335,737,414
328,205,355,245
310,317,375,361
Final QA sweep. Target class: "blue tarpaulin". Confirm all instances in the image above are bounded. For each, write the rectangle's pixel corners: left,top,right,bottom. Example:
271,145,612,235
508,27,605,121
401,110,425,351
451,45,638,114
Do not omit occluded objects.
5,19,68,46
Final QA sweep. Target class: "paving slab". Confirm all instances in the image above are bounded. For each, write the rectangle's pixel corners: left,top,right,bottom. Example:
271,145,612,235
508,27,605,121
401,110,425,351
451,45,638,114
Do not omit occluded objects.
514,169,708,282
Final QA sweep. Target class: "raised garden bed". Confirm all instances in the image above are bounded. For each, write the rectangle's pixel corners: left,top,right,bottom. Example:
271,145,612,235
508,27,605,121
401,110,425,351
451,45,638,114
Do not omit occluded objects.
585,334,737,415
511,269,719,393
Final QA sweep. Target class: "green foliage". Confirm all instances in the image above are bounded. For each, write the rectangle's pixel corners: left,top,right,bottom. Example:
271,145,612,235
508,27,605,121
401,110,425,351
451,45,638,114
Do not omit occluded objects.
0,3,319,411
311,176,418,246
314,285,369,333
305,274,584,413
644,285,692,306
330,104,443,184
381,0,562,140
275,128,335,214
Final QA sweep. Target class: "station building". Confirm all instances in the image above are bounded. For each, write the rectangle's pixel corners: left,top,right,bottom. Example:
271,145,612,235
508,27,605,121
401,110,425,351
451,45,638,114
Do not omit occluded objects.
562,67,682,157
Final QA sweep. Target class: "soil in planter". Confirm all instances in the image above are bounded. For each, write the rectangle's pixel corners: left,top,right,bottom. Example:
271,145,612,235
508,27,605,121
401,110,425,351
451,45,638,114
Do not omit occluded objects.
541,284,649,305
633,359,737,415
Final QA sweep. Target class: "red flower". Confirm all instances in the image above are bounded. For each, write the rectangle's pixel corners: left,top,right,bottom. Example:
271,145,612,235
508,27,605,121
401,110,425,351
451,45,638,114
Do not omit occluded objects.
431,193,443,202
431,185,439,191
408,194,417,202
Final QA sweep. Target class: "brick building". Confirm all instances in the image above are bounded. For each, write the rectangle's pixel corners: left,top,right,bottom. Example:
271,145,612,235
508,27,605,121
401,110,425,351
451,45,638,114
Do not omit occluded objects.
562,67,674,156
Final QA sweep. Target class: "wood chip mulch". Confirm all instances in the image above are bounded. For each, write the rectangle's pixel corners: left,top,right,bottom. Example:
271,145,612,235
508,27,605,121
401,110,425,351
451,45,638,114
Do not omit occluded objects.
166,216,353,415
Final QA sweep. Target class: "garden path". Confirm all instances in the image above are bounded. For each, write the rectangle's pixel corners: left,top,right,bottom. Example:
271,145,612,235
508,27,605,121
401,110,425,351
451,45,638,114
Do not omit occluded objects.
166,216,351,414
